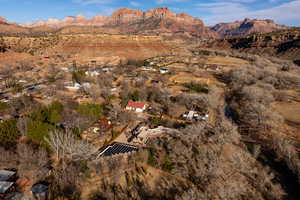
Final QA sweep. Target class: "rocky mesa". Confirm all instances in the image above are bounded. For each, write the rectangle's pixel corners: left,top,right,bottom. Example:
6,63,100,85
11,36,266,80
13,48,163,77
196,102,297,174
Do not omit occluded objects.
20,8,218,39
211,18,288,37
0,8,289,40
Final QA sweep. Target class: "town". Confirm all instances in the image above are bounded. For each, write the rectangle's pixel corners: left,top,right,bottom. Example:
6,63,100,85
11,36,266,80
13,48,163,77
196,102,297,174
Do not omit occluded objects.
0,5,300,200
0,49,250,199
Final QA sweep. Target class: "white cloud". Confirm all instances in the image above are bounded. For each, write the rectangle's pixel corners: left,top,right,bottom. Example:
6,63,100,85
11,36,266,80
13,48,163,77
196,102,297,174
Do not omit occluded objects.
130,1,141,7
155,0,188,4
197,0,300,26
73,0,116,5
229,0,257,2
197,2,248,15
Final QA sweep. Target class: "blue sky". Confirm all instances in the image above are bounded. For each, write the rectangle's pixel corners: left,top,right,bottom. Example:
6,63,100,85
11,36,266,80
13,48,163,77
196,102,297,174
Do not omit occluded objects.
0,0,299,26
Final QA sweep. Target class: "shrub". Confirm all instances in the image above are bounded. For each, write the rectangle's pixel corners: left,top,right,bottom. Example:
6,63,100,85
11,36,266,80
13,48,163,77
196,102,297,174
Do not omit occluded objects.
77,103,103,120
48,101,64,123
184,82,209,94
0,119,20,147
111,131,121,140
275,72,300,89
143,60,151,66
147,148,157,166
0,102,9,112
30,101,64,124
225,67,259,86
72,70,86,84
129,90,140,101
149,116,162,128
127,59,144,67
27,120,54,145
162,156,174,173
240,86,274,105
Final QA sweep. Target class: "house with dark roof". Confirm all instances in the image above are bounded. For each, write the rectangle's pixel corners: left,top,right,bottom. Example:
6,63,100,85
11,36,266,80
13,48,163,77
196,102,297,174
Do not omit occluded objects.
31,182,49,200
0,170,16,182
126,101,147,113
0,181,15,199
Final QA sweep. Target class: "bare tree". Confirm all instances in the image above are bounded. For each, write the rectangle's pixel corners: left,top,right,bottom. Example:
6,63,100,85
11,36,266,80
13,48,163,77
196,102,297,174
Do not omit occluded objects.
271,134,300,181
119,81,130,100
16,143,49,181
46,130,97,162
0,147,18,169
17,117,28,137
0,67,16,88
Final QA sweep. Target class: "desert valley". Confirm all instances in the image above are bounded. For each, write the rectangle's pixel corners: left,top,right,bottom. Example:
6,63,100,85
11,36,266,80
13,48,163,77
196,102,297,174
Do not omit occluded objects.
0,7,300,200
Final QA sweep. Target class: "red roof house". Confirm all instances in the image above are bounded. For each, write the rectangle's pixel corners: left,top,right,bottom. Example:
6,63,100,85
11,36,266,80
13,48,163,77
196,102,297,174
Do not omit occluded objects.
126,101,147,112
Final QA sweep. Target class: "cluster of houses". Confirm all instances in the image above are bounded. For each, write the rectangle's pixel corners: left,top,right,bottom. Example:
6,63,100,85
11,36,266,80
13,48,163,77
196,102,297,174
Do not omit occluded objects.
141,66,169,74
181,110,209,121
83,67,113,77
0,170,49,200
203,64,221,71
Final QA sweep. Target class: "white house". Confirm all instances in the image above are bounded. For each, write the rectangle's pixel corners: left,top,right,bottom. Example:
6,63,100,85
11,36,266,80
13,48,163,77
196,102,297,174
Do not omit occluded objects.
142,66,156,71
159,69,168,74
85,71,100,76
102,67,112,72
182,111,209,121
65,83,81,91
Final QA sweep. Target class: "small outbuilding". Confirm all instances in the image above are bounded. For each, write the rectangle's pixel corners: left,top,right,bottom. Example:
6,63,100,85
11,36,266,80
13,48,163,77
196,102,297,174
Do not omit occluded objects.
182,111,209,121
159,69,168,74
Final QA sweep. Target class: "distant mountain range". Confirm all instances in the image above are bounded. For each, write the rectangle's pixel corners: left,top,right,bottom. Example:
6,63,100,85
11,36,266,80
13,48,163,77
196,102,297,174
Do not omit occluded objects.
0,8,289,39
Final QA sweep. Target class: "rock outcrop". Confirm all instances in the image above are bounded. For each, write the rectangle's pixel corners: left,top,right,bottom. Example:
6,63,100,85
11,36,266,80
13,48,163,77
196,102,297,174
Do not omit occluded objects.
0,16,8,24
211,18,287,37
1,9,290,40
204,28,300,63
20,8,218,39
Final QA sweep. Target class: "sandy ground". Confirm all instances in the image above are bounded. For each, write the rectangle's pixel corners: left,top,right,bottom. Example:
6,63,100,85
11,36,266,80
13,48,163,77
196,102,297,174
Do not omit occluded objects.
169,71,224,86
272,101,300,125
205,56,249,66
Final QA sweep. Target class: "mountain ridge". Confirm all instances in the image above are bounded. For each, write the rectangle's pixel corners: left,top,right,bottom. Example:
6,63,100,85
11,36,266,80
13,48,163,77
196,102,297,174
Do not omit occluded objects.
210,18,288,37
0,8,290,39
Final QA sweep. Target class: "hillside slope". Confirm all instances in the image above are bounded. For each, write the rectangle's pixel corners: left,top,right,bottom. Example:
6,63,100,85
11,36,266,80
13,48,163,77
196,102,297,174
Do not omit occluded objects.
204,28,300,64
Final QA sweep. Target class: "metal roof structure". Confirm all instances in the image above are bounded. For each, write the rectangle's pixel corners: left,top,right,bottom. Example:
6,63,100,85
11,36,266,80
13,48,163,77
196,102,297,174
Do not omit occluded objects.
31,183,49,194
98,143,138,158
0,170,16,181
0,181,14,193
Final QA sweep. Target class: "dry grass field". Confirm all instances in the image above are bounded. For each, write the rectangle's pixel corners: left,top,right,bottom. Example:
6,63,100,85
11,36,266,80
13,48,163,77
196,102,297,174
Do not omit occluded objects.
205,56,249,66
272,101,300,128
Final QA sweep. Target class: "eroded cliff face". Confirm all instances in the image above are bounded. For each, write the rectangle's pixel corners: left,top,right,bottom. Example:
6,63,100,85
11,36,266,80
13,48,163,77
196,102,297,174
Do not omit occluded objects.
205,28,300,61
19,8,217,40
22,8,204,28
0,16,8,24
1,10,289,40
211,18,288,38
0,33,183,59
